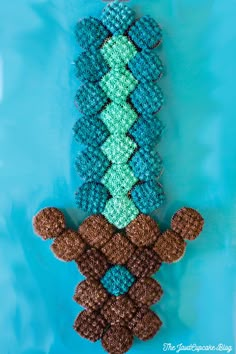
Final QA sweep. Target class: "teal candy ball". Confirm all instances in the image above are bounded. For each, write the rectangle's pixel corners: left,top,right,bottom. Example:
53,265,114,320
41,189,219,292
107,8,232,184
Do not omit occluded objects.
129,115,163,147
75,182,109,214
73,115,109,148
75,83,108,115
75,147,110,182
131,82,164,115
128,15,162,49
101,1,135,35
75,17,109,50
75,50,109,83
129,50,164,82
129,148,162,181
131,181,165,214
101,265,135,296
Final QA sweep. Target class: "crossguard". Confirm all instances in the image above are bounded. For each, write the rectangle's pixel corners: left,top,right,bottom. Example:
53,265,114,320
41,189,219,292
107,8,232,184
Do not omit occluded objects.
33,206,204,352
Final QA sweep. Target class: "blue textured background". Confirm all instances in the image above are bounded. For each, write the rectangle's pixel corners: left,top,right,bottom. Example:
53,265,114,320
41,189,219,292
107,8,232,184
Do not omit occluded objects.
0,1,235,353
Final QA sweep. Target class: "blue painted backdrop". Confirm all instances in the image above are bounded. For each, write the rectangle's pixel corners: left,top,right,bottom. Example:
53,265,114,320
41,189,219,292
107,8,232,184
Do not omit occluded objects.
0,0,235,353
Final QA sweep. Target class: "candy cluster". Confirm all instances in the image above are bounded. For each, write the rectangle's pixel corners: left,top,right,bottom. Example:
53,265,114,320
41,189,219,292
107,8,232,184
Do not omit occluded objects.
74,1,164,228
33,2,204,353
33,206,204,353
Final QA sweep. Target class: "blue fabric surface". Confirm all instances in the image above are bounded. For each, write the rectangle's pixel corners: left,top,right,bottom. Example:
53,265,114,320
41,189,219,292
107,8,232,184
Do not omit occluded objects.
0,1,236,353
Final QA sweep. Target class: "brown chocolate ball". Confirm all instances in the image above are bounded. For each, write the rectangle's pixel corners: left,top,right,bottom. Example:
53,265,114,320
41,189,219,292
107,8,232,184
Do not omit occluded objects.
171,207,204,240
76,248,109,279
79,214,114,248
74,310,107,342
128,307,162,340
51,229,86,261
153,229,186,263
33,207,65,239
127,248,161,278
129,278,163,307
101,296,137,326
102,325,133,354
73,279,108,311
101,234,135,265
126,214,160,247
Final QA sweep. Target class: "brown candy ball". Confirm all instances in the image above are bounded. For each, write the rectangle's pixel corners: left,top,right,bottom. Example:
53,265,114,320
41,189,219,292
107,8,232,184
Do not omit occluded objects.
73,279,108,311
102,325,133,354
129,278,163,307
74,310,107,342
101,234,135,265
76,248,109,280
79,214,114,248
127,248,161,278
33,207,65,239
126,214,160,247
153,229,186,263
101,296,137,326
171,207,204,240
128,307,162,341
51,229,86,261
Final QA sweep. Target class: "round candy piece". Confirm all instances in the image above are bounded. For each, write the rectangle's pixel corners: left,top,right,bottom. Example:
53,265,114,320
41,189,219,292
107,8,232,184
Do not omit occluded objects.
75,147,110,182
79,214,114,249
102,325,133,354
129,50,164,82
153,229,186,263
75,83,108,115
73,115,109,148
75,17,109,50
129,15,162,49
76,248,109,279
101,296,137,326
74,279,108,311
75,50,109,82
126,214,160,247
51,229,85,261
131,181,165,214
75,182,109,214
128,308,162,341
129,278,163,307
130,115,163,147
101,1,135,35
74,310,107,342
103,195,139,229
101,265,135,296
131,81,164,115
129,147,162,181
101,233,135,265
33,207,65,239
127,248,161,278
171,207,204,240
